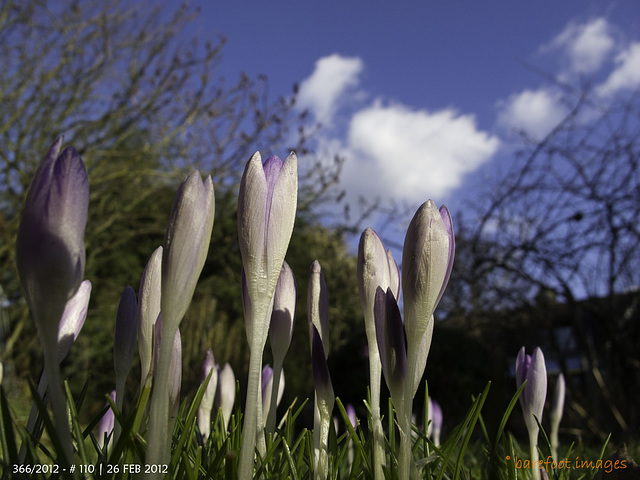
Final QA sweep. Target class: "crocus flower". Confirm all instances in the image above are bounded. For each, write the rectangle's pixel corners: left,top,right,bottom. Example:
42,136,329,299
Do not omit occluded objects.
96,391,116,450
137,246,162,389
402,201,454,371
197,349,218,441
237,152,297,478
16,137,89,466
238,152,298,349
16,137,89,333
148,171,214,469
516,347,547,480
357,228,398,480
550,373,565,460
308,261,329,355
215,363,236,432
427,397,443,446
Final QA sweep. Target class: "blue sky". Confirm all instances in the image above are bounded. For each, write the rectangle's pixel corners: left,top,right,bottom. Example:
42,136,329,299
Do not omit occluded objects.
186,1,640,233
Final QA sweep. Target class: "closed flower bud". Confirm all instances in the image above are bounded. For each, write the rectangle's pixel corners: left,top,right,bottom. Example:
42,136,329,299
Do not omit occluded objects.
138,247,162,387
16,137,89,335
56,279,91,363
270,261,297,366
162,171,215,329
402,201,454,354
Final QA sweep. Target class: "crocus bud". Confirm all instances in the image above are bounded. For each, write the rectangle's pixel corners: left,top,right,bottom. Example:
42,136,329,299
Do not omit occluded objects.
427,397,443,446
198,349,218,440
138,246,162,387
308,260,329,356
216,363,236,431
346,403,357,433
515,347,547,434
114,286,137,383
97,391,116,449
238,152,298,346
16,137,89,335
261,365,285,422
402,201,454,354
162,171,215,329
270,261,297,366
374,287,407,403
56,279,91,363
550,373,565,459
153,317,182,415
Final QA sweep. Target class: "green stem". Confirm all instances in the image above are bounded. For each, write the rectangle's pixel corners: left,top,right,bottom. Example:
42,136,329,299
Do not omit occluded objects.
238,341,265,480
368,354,385,480
145,323,178,479
114,374,126,447
529,428,540,480
41,334,74,470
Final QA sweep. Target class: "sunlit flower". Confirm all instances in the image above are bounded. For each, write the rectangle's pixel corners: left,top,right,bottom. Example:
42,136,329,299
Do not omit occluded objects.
16,137,89,330
308,260,329,355
237,152,297,479
216,363,236,431
97,391,116,450
427,397,443,446
198,349,218,440
137,246,162,388
238,152,298,348
402,201,454,361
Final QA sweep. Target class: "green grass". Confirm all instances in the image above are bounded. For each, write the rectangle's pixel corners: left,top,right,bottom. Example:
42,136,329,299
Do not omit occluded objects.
1,377,632,480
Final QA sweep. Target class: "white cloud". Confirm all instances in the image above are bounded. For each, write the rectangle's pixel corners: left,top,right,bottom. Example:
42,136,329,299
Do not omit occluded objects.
545,18,615,74
497,88,565,139
596,42,640,96
297,54,364,125
343,102,500,204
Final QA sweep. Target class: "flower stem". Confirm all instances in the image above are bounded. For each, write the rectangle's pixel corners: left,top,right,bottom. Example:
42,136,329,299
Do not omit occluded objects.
41,334,74,470
145,324,178,479
238,342,265,480
368,352,385,480
529,428,541,480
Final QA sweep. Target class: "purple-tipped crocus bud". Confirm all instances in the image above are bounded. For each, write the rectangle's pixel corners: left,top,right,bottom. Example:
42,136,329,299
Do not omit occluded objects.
138,247,162,387
374,287,407,403
308,260,329,356
238,152,298,346
516,347,547,434
197,349,218,440
270,261,297,366
346,403,357,433
215,363,236,431
427,397,443,446
97,391,116,449
261,365,285,422
56,279,91,363
162,171,214,329
114,286,137,382
402,201,454,359
16,137,89,335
